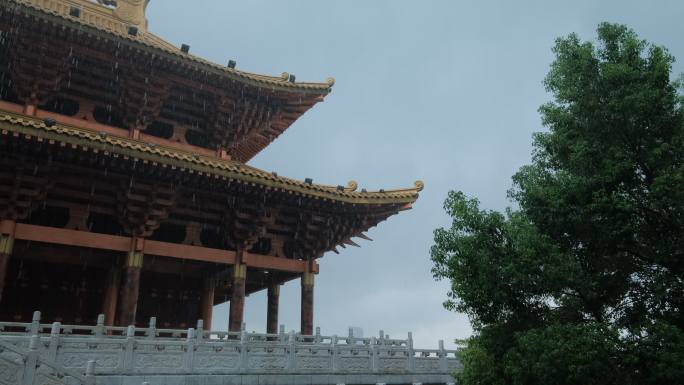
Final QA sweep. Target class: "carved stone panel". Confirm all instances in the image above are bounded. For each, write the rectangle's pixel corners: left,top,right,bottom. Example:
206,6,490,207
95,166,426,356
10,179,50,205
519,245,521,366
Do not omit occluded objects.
60,352,120,370
193,353,240,371
35,373,64,385
0,358,20,385
338,356,371,372
378,357,408,372
137,344,184,353
295,355,331,371
414,358,441,372
247,354,287,371
134,353,184,371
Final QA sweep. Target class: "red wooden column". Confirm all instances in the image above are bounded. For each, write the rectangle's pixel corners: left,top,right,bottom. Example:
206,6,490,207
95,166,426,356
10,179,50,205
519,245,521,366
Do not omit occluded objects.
301,267,315,335
266,283,280,334
0,220,16,304
101,268,121,326
200,278,215,330
228,250,247,332
117,238,144,326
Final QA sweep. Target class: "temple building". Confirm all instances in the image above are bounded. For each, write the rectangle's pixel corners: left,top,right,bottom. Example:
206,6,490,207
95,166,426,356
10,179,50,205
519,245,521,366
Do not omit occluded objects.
0,0,423,335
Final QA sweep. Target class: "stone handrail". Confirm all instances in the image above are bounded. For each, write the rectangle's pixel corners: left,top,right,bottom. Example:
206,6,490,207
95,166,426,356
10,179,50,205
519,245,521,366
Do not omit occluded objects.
0,337,94,385
0,312,461,376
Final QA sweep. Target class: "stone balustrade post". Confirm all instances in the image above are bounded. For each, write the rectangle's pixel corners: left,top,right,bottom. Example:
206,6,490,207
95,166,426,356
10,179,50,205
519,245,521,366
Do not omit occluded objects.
239,328,248,373
370,336,378,372
47,322,61,361
331,335,339,372
279,324,285,342
94,314,105,337
438,340,447,372
146,317,157,339
123,325,136,372
21,335,40,385
347,327,354,345
29,311,41,335
315,326,321,343
379,330,384,345
86,359,95,378
184,328,195,371
407,332,415,372
287,330,296,372
196,319,204,341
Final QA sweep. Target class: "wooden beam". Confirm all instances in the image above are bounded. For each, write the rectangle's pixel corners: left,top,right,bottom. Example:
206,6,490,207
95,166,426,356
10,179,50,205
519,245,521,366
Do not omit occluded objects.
14,224,130,252
145,240,236,265
11,223,309,273
242,252,318,274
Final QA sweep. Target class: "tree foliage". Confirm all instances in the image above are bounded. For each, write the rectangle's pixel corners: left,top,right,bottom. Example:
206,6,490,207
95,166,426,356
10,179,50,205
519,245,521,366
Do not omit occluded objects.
431,23,684,385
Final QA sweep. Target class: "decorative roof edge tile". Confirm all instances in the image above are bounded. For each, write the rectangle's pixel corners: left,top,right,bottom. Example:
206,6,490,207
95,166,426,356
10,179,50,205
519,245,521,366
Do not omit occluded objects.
9,0,334,94
0,112,422,205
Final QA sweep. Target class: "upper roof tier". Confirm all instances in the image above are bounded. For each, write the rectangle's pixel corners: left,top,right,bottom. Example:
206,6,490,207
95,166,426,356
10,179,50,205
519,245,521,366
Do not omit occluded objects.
1,0,334,162
13,0,335,92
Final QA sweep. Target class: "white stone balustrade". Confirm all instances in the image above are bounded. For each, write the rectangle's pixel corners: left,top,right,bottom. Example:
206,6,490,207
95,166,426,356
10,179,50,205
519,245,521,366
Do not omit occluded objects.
0,335,94,385
0,312,462,380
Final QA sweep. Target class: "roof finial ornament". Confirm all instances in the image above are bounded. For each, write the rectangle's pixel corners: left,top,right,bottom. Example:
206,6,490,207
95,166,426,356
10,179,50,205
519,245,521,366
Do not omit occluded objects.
111,0,150,31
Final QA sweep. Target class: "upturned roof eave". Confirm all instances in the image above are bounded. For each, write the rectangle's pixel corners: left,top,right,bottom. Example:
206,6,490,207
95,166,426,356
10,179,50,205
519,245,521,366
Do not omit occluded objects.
0,111,423,206
8,0,335,95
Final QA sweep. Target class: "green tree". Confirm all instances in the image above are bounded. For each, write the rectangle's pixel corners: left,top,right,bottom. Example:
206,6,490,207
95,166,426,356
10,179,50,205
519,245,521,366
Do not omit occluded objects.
431,23,684,385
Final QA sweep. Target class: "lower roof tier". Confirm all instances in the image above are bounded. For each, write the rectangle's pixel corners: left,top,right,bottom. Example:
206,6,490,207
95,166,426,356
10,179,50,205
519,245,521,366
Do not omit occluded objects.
0,108,422,260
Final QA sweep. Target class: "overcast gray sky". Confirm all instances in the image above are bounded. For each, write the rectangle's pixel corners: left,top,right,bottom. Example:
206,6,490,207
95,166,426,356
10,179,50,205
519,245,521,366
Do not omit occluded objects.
146,0,684,349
